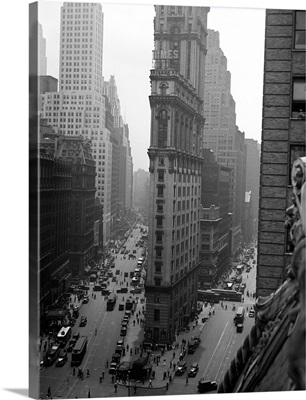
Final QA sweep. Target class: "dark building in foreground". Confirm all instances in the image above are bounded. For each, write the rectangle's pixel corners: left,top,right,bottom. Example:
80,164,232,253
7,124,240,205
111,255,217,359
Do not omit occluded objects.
56,136,96,278
39,151,72,319
146,5,210,344
257,9,306,297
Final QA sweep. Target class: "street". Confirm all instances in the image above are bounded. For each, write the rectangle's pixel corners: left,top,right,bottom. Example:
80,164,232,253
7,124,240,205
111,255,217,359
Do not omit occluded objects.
39,232,257,398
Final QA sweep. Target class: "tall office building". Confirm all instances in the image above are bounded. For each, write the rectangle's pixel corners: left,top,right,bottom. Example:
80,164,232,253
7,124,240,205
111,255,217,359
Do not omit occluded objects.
257,9,306,297
146,5,209,345
41,3,115,247
38,22,47,75
203,29,247,256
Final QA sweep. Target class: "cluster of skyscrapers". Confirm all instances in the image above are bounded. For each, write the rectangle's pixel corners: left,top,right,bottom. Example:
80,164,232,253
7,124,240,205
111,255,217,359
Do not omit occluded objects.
32,3,301,343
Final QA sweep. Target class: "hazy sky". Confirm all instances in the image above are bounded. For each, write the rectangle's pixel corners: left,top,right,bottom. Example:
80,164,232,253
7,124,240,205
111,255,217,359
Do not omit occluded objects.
38,0,301,170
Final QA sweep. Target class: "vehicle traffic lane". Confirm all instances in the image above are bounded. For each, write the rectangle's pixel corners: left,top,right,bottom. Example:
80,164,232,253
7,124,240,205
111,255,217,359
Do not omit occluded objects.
166,303,255,395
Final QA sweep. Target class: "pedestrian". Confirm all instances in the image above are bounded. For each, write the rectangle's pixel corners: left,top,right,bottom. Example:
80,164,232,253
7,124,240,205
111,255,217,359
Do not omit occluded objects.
148,379,153,387
170,360,172,368
166,380,169,391
114,382,118,393
186,377,189,386
87,368,90,378
73,367,76,376
163,371,166,380
47,387,51,398
169,374,172,383
102,370,105,379
88,389,91,398
134,384,137,394
163,358,166,366
173,352,175,359
99,374,102,383
67,378,70,389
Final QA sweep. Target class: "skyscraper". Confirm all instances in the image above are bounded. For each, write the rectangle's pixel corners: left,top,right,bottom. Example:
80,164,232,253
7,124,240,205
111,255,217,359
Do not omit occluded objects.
203,29,247,256
41,3,117,247
146,5,209,345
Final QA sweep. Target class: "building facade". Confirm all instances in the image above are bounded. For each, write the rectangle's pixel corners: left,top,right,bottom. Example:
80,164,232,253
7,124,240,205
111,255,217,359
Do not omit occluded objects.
203,29,247,256
38,151,72,319
257,9,306,297
56,136,96,278
146,5,210,344
245,139,261,241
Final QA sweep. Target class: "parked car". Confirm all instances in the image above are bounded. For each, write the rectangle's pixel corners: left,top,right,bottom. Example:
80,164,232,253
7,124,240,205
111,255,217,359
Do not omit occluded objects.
72,332,80,341
197,379,218,393
67,339,76,352
109,362,118,374
175,361,187,375
188,362,199,377
82,296,89,304
115,269,120,275
93,284,103,291
236,323,244,333
249,309,255,317
79,316,87,327
118,303,124,311
120,327,127,336
56,352,68,367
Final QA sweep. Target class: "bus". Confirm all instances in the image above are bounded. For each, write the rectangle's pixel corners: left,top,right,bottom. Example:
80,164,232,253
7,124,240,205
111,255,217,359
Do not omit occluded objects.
211,289,242,302
71,336,88,366
107,292,117,311
57,326,72,347
234,307,245,325
197,290,220,303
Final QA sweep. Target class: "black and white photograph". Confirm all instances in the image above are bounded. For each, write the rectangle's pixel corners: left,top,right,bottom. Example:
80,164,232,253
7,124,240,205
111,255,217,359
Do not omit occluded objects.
2,0,306,399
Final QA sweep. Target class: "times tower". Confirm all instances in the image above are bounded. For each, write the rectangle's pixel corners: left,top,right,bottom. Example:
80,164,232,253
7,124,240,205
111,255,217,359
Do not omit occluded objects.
146,5,210,345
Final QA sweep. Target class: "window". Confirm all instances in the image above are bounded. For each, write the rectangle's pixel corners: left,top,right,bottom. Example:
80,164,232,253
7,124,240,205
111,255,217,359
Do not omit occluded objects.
154,309,160,321
295,11,306,49
158,170,165,181
158,110,168,148
156,231,163,242
155,262,162,273
157,185,164,197
292,78,306,118
157,202,164,213
155,277,162,286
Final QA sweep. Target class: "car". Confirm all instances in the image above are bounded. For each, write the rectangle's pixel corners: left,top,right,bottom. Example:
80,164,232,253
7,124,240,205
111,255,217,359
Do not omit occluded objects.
175,361,187,375
124,311,131,319
72,332,80,341
82,296,89,304
110,264,115,268
117,339,124,347
120,287,128,293
120,327,127,336
133,250,137,254
241,283,246,289
109,362,118,375
236,323,244,333
69,318,76,327
56,353,68,367
124,272,128,277
197,379,218,393
78,284,89,291
121,321,128,329
102,289,111,296
115,269,120,275
118,303,125,311
79,316,87,327
67,339,76,352
188,362,199,377
191,336,201,345
249,309,255,317
112,277,117,282
93,284,103,291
